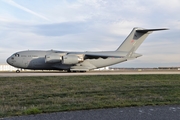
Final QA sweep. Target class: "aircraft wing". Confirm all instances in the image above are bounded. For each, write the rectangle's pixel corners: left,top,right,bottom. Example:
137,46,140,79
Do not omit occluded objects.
67,51,128,59
84,53,124,59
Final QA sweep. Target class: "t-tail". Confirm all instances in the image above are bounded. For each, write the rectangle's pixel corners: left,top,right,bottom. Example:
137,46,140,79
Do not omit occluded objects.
116,27,168,57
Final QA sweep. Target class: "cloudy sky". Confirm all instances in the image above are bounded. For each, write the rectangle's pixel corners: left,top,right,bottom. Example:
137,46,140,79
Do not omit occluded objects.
0,0,180,67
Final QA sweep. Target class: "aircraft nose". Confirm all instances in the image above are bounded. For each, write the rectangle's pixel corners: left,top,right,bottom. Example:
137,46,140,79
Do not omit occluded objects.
6,57,12,65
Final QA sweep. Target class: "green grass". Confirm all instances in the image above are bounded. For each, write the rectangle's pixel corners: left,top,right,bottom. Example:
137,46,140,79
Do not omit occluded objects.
0,74,180,117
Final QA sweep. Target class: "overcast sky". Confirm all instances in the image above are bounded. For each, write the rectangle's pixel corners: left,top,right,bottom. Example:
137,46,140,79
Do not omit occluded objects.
0,0,180,67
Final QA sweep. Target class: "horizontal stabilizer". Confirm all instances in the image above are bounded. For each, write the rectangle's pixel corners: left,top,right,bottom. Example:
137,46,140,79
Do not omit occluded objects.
136,28,168,33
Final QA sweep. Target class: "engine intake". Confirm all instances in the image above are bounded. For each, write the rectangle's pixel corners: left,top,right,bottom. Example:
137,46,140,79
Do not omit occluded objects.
62,55,83,65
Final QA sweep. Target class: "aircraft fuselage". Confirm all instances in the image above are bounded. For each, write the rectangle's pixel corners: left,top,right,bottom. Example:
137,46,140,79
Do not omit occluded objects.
7,50,141,71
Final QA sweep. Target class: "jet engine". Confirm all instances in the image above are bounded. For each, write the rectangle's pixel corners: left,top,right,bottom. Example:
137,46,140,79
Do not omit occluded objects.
45,54,62,63
62,55,83,65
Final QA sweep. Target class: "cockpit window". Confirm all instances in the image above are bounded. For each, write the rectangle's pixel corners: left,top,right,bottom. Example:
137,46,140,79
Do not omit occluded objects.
14,53,20,57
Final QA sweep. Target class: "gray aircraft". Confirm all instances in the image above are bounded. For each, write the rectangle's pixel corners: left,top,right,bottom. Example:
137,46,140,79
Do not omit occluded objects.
7,27,167,72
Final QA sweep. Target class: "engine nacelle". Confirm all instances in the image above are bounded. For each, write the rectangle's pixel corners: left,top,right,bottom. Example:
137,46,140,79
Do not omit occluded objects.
45,53,62,63
62,55,83,65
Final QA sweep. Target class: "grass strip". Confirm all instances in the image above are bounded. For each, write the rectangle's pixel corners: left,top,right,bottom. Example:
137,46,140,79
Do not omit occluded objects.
0,74,180,117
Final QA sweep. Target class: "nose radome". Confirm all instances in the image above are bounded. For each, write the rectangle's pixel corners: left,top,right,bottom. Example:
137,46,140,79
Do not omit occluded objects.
6,57,11,65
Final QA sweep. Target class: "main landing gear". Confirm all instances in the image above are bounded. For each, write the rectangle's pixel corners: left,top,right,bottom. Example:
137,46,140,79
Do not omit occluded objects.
67,69,86,73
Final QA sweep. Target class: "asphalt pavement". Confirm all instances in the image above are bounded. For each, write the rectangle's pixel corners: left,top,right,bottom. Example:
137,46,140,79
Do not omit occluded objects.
0,71,180,77
2,105,180,120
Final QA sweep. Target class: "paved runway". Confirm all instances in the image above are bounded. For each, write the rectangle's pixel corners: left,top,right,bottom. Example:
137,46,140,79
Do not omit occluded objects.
0,71,180,77
3,105,180,120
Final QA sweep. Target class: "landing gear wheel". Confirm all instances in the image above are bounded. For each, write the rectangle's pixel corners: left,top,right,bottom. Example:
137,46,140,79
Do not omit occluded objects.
67,70,71,72
16,70,20,73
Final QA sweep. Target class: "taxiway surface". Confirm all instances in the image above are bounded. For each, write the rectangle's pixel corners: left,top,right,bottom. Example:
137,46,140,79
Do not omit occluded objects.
0,71,180,77
3,105,180,120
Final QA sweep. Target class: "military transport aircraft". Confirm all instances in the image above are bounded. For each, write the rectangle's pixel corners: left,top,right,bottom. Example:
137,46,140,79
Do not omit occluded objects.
7,27,167,73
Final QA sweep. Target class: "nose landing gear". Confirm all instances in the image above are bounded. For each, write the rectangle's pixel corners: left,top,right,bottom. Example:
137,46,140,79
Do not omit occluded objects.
16,69,21,73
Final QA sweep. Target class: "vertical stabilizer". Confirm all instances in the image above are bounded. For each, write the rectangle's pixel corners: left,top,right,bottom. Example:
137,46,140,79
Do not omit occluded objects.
116,27,168,52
